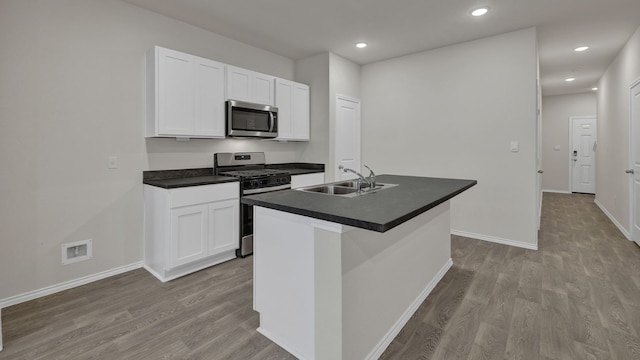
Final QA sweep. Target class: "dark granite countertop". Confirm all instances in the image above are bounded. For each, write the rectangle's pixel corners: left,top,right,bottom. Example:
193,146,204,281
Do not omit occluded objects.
144,175,239,189
266,162,325,175
242,174,477,233
143,168,238,189
142,163,325,189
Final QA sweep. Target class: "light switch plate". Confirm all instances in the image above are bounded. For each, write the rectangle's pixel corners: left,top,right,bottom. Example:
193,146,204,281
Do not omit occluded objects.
510,141,519,152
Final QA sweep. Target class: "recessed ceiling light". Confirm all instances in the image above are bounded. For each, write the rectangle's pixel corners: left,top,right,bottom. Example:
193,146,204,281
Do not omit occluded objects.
565,78,576,82
356,42,367,49
592,87,598,91
471,7,489,16
574,46,589,52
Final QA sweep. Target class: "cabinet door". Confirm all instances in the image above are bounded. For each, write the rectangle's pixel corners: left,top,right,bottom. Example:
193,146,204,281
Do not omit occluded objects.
252,73,275,106
293,83,310,140
275,79,294,140
170,204,208,268
194,57,225,137
208,199,239,255
226,66,252,102
158,48,195,136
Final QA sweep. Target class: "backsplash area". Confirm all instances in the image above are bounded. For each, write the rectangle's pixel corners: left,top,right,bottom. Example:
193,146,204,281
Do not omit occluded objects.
144,137,305,170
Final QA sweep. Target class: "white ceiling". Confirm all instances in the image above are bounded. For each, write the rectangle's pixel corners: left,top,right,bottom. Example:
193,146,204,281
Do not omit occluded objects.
123,0,640,96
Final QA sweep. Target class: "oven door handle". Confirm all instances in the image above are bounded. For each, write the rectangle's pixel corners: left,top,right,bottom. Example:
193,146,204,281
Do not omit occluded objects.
243,184,291,195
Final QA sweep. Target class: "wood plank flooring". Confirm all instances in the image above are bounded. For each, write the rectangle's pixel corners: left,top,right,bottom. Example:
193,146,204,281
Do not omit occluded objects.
2,193,640,359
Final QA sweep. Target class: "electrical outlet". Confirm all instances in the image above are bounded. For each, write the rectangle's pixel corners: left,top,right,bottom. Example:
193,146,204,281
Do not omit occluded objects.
108,156,118,169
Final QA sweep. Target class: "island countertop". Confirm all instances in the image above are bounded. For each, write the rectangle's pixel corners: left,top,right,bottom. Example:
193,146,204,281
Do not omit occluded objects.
242,174,477,232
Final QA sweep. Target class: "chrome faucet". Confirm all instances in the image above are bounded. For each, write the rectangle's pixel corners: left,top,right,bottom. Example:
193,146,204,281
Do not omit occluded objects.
338,165,376,192
363,164,376,188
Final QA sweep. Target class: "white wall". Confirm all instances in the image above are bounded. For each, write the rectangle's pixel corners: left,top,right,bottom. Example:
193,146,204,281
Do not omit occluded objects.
0,0,304,301
596,25,640,234
296,53,331,167
361,28,539,247
541,93,597,192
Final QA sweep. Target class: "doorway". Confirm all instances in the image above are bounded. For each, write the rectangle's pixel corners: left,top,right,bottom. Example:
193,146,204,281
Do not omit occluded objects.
335,95,361,181
569,116,597,194
630,80,640,246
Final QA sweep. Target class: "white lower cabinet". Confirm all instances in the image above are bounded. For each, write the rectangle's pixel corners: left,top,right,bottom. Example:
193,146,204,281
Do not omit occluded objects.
290,172,325,189
170,204,208,268
144,182,239,282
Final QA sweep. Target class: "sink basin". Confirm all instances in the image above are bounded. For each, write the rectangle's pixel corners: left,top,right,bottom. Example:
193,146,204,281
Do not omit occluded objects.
300,185,358,195
333,180,372,188
297,182,398,197
332,180,392,189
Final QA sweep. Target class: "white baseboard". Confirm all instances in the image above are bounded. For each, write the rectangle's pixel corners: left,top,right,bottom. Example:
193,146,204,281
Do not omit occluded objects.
451,229,538,250
542,189,571,194
594,199,631,240
0,262,143,309
366,258,453,360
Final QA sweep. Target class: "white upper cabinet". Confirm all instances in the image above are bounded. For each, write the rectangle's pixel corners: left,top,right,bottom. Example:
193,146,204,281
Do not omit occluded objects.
226,65,275,105
275,78,310,141
145,46,310,140
146,46,225,138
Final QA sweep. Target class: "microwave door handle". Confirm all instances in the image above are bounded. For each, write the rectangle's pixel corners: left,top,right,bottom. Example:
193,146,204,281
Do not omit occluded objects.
269,112,275,132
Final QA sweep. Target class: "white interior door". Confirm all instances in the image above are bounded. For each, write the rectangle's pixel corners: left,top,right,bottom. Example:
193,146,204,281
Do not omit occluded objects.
631,81,640,246
570,116,597,194
536,88,542,230
335,95,361,181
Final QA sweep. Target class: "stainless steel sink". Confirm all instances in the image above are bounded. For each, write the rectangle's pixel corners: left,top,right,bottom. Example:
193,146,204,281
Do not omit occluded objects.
296,182,398,197
300,185,358,195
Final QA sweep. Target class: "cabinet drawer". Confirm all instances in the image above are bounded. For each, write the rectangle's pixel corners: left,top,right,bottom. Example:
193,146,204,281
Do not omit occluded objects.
170,182,239,208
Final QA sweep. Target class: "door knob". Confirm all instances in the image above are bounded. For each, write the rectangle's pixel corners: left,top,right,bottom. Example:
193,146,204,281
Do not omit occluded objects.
626,169,635,174
537,170,544,173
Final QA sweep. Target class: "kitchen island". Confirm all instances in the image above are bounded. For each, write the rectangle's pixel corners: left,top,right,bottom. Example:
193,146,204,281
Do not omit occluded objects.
242,175,476,360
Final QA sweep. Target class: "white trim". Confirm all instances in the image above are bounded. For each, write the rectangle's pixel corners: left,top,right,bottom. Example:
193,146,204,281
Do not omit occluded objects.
451,229,538,250
595,199,631,240
0,262,143,309
542,189,572,194
568,116,597,193
366,258,453,360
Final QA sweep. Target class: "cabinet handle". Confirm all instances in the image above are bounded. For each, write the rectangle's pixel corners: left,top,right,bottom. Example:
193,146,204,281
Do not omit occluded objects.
626,169,635,174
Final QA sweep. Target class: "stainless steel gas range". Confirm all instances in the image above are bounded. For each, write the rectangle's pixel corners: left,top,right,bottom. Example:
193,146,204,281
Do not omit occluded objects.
214,152,292,257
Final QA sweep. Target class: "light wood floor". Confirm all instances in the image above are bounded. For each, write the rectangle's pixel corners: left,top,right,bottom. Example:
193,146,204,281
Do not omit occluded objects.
2,193,639,359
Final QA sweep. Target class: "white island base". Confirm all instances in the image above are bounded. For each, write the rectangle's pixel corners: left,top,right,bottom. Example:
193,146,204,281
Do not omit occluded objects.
253,201,453,360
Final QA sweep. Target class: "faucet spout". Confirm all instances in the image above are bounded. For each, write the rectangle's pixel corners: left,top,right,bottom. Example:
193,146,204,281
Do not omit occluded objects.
338,165,375,192
363,164,376,188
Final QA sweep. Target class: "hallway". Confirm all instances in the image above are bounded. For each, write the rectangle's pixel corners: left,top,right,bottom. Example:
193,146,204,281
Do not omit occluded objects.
382,193,640,359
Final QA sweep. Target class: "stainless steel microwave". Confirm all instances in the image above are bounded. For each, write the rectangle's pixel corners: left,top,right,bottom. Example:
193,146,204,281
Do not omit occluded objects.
227,100,278,138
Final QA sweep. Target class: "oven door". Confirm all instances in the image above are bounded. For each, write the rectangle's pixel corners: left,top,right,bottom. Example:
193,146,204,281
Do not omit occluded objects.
239,184,291,257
